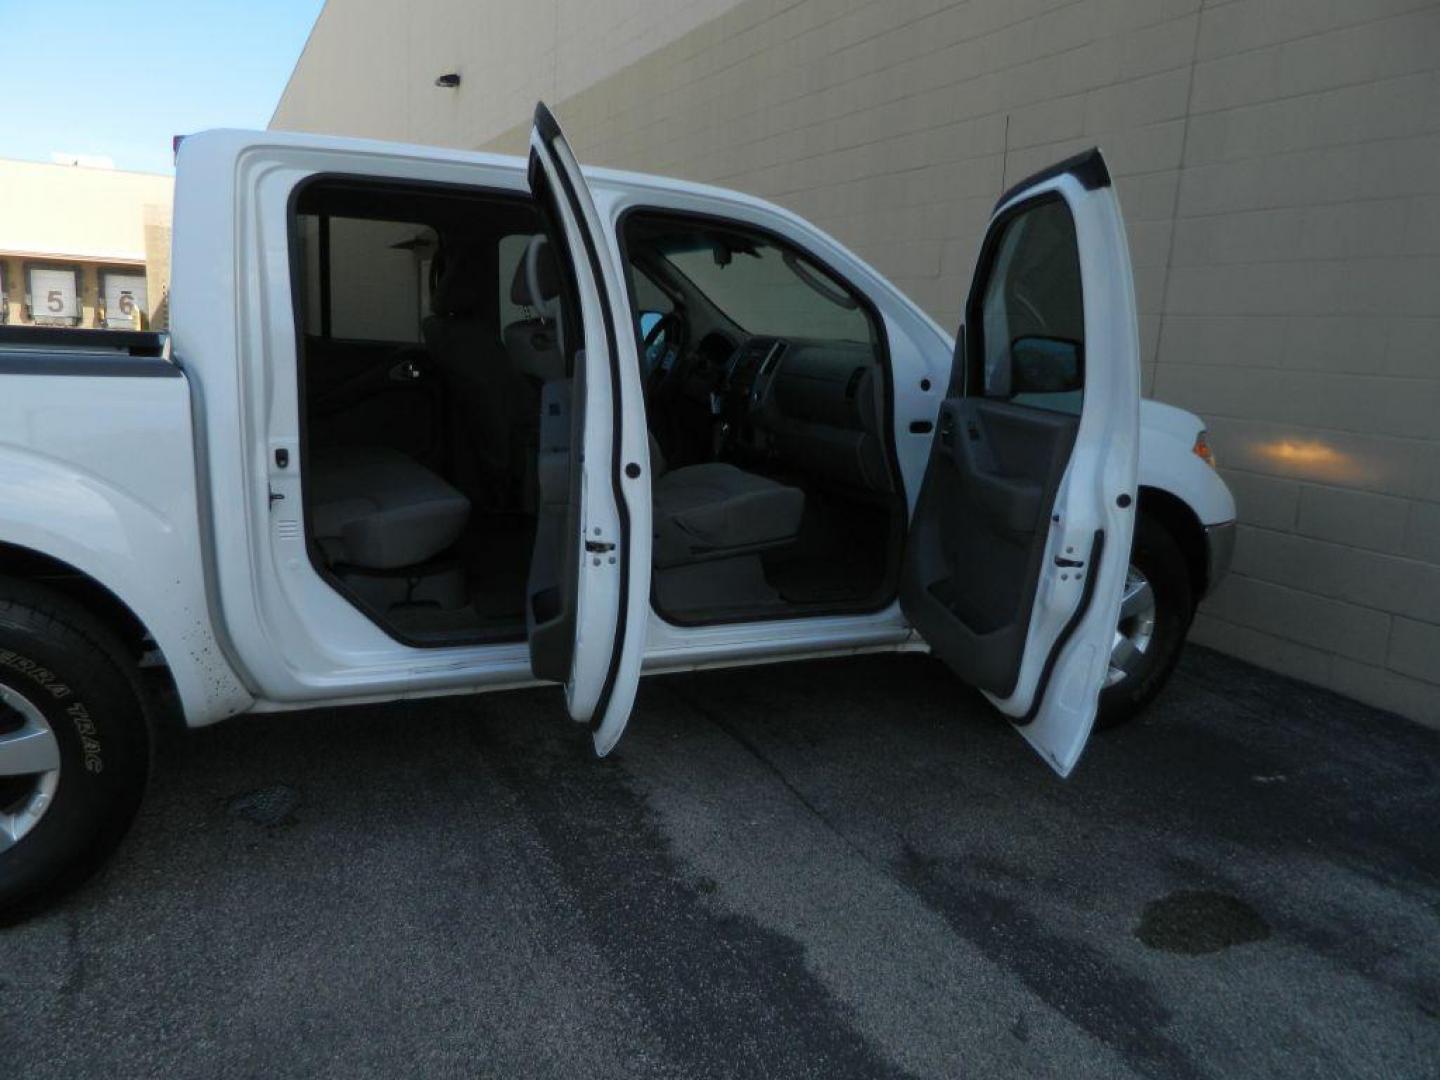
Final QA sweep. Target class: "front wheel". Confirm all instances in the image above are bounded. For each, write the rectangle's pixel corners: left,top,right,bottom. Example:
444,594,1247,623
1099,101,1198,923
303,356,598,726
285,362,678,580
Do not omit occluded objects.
0,579,149,923
1096,514,1194,730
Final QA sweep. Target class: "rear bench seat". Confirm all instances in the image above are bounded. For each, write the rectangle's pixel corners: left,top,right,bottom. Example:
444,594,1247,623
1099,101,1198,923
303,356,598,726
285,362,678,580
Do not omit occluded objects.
308,446,470,570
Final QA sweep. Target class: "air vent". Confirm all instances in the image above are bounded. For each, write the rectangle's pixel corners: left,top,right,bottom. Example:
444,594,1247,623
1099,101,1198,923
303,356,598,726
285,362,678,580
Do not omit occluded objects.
760,340,787,375
845,366,866,400
276,519,301,541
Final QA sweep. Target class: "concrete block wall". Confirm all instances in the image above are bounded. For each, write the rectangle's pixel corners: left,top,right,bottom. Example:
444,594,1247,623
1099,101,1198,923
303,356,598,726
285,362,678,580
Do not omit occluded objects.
274,0,1440,727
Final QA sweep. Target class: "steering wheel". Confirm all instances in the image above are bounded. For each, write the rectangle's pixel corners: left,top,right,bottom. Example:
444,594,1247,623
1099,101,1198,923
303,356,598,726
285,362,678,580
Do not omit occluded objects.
642,310,689,400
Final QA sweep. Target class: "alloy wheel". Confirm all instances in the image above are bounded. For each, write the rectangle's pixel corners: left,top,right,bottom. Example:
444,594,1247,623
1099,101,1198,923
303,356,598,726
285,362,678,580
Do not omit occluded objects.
1107,564,1157,688
0,684,62,853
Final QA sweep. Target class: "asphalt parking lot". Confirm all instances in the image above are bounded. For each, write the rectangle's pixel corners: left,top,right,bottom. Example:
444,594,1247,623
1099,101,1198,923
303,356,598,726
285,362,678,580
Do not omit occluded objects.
2,645,1437,1079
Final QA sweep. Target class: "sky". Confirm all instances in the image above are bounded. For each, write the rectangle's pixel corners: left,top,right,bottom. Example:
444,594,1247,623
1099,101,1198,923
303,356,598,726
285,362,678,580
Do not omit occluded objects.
0,0,325,175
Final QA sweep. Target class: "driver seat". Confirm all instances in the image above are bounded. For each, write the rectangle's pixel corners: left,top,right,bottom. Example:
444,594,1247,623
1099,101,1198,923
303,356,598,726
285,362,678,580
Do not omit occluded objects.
650,435,804,568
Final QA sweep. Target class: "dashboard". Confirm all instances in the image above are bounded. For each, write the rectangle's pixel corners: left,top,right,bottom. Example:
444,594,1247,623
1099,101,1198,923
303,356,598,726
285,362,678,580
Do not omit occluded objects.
684,331,894,494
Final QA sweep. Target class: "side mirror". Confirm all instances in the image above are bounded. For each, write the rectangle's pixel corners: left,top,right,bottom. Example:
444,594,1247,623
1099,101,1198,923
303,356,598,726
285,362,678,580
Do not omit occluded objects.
1011,335,1083,395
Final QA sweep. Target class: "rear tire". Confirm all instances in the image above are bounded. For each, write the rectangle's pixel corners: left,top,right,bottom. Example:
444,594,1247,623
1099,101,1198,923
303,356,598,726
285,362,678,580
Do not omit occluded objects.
0,578,149,923
1096,514,1193,730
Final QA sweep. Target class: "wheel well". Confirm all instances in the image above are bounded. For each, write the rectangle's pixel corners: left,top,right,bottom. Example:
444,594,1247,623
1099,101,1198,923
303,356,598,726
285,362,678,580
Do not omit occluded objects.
0,542,158,664
1137,486,1207,607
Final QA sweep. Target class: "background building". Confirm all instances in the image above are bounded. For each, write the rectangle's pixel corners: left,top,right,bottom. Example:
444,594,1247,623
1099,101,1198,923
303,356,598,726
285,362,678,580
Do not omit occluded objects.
0,158,173,330
272,0,1440,727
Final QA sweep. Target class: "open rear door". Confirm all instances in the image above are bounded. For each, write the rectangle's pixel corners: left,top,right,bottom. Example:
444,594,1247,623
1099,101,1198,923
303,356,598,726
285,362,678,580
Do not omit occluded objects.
901,150,1140,776
524,103,652,756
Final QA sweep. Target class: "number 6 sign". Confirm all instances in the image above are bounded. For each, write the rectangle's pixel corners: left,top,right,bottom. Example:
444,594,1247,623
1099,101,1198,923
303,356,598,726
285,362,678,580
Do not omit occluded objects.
103,272,148,329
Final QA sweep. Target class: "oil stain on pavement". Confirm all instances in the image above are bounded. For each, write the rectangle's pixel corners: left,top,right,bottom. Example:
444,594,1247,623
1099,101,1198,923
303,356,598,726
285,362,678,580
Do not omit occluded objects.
1136,890,1271,955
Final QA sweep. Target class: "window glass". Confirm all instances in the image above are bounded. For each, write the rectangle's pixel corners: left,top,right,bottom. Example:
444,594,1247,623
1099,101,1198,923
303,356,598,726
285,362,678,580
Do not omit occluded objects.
629,265,673,355
659,233,870,342
976,199,1084,414
296,214,434,342
327,218,432,342
630,267,672,319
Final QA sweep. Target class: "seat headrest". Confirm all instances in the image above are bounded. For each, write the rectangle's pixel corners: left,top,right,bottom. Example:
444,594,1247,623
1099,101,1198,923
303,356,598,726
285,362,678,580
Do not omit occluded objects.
510,234,561,308
431,246,487,318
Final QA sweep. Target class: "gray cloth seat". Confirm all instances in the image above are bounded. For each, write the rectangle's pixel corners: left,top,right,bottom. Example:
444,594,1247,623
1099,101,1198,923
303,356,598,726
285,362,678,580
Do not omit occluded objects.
422,242,535,510
503,235,567,384
309,446,470,570
651,437,804,568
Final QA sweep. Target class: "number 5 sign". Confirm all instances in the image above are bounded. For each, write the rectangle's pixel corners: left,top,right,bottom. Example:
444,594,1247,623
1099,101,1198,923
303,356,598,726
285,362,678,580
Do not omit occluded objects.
28,267,79,321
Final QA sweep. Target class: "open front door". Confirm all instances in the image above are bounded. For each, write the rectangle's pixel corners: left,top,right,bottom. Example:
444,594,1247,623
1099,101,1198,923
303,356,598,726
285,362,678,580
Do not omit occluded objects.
901,150,1140,776
524,103,652,756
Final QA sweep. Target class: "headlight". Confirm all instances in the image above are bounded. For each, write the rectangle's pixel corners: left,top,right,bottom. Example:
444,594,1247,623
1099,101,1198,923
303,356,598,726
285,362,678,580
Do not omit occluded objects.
1192,430,1217,468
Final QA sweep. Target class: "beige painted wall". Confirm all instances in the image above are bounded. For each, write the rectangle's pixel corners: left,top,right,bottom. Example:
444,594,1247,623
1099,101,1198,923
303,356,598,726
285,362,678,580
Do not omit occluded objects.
274,0,1440,727
0,158,174,327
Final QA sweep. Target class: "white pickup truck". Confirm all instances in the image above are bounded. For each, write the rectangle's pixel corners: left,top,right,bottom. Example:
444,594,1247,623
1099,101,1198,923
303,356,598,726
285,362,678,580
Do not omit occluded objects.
0,106,1234,917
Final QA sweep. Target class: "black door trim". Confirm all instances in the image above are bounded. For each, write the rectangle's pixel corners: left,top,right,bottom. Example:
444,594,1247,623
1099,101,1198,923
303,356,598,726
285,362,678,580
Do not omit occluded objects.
1018,528,1105,724
994,147,1110,213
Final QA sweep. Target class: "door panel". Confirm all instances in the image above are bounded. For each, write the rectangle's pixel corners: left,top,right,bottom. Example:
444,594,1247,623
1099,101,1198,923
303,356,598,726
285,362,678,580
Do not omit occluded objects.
303,337,441,463
911,398,1077,695
901,149,1140,776
526,373,581,680
524,103,652,757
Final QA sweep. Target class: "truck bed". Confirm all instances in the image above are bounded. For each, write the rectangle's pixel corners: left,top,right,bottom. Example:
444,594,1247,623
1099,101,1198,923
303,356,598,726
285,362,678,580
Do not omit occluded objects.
0,326,173,377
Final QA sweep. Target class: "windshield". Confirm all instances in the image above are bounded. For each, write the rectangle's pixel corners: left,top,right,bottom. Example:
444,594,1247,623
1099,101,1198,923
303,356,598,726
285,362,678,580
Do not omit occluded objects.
657,231,872,342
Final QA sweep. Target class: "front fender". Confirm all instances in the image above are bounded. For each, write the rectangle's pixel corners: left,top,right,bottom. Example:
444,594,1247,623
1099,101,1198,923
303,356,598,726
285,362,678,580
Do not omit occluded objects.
1138,401,1236,527
0,376,252,726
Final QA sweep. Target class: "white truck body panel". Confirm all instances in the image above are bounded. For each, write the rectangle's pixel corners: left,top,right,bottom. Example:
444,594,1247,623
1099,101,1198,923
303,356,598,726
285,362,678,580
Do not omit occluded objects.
1139,400,1236,527
0,366,252,722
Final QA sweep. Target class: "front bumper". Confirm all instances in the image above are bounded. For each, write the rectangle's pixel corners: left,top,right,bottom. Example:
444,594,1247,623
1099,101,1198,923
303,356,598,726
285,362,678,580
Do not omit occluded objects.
1204,521,1237,595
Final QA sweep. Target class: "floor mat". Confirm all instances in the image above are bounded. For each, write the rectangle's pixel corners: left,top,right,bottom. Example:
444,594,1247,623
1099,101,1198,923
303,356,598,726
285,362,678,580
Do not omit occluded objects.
654,555,787,622
465,513,535,622
384,514,535,645
763,492,891,605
